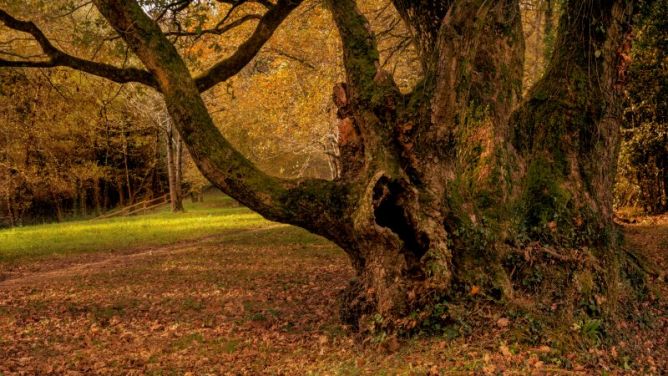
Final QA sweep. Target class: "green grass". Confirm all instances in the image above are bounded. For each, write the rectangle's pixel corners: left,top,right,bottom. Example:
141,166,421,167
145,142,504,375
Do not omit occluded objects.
0,192,273,264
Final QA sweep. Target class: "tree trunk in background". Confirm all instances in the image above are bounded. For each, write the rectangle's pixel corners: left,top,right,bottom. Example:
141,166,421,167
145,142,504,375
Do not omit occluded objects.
166,122,184,212
116,178,125,208
5,196,14,228
102,115,112,211
166,123,176,211
54,201,63,222
175,131,184,212
151,129,161,199
79,185,87,217
73,190,80,217
93,178,101,216
122,126,134,205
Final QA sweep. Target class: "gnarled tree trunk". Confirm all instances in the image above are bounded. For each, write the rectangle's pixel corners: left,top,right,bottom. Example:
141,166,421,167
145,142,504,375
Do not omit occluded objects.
1,0,649,338
324,0,646,333
94,0,647,336
96,0,643,334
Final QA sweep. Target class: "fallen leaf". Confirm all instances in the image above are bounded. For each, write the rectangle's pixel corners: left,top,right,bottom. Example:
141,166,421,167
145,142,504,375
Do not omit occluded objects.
497,317,510,328
538,345,551,353
499,344,512,358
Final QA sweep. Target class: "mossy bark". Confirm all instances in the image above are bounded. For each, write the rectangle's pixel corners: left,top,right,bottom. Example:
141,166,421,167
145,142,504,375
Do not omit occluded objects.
330,0,645,335
511,1,632,245
89,0,647,338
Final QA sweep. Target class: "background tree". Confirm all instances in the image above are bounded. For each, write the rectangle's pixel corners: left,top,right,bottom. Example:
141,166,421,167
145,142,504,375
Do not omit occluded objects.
520,0,558,90
128,88,186,212
616,0,667,214
0,67,166,225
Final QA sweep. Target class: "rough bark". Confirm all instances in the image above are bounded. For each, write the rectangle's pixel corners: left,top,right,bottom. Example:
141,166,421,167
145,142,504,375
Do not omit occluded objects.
511,0,633,245
0,0,650,339
330,0,645,335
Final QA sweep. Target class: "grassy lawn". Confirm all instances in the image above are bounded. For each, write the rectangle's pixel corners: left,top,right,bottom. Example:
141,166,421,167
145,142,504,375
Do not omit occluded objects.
0,193,272,264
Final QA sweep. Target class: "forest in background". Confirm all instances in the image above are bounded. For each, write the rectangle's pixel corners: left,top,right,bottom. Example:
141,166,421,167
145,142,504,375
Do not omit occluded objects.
0,0,665,227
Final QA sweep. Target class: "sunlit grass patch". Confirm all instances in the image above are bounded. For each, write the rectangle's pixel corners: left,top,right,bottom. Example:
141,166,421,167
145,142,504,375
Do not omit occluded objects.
0,193,270,263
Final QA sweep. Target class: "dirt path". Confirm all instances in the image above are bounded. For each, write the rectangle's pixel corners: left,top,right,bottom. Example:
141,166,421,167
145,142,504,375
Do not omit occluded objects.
0,224,286,290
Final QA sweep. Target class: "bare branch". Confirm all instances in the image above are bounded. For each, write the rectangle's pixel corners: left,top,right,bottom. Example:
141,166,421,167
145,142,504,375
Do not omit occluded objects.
152,0,192,22
0,0,300,93
162,13,262,37
326,0,383,99
0,8,158,88
216,0,274,10
46,1,93,20
264,47,315,69
391,0,452,67
193,0,303,92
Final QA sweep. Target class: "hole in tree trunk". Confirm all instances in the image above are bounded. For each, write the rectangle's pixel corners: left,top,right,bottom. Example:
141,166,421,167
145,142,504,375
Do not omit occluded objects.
373,178,429,270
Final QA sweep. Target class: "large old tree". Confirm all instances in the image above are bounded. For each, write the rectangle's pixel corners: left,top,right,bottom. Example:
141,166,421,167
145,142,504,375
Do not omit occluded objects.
0,0,654,333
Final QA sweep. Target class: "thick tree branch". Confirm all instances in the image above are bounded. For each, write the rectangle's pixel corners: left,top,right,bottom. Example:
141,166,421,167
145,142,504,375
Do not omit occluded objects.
0,8,158,88
326,0,383,101
430,0,524,131
193,0,303,92
90,0,352,245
